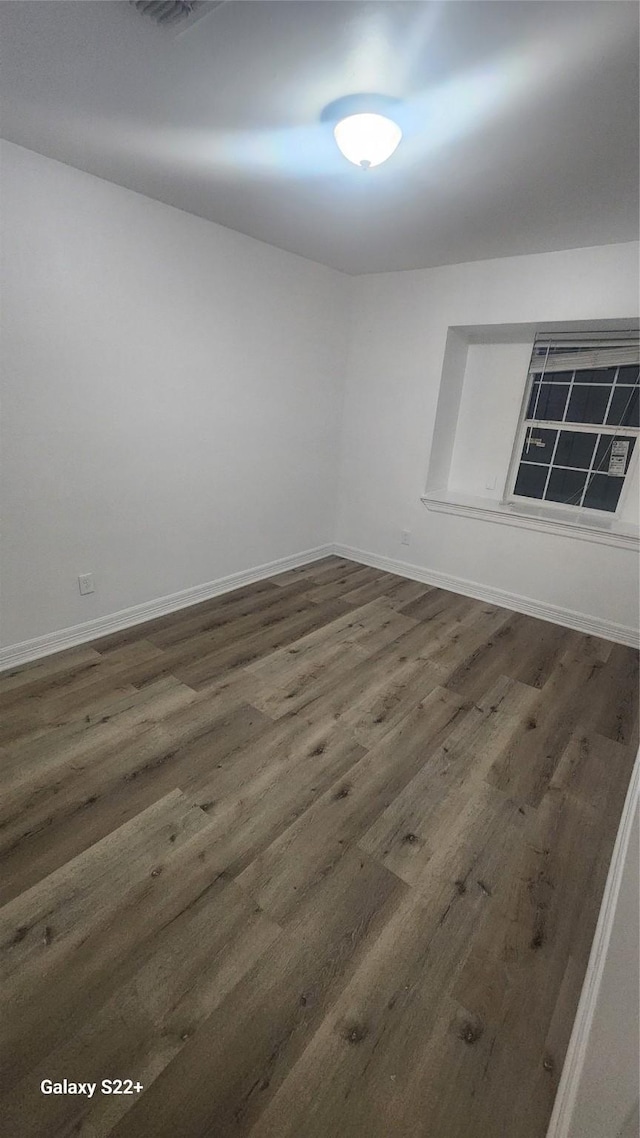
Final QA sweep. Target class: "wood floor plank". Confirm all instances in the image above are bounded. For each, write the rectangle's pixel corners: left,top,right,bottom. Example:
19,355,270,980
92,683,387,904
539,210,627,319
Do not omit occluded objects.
485,637,621,807
1,676,196,804
244,873,505,1138
397,586,477,623
0,702,270,903
0,683,217,850
5,643,166,733
338,656,448,750
338,570,404,607
359,677,539,883
249,802,532,1138
1,820,280,1093
451,733,634,1099
0,677,195,817
444,611,575,702
304,566,394,605
179,716,369,881
90,579,281,653
0,678,141,748
236,687,468,923
0,558,636,1138
381,577,434,610
170,578,316,639
253,601,490,729
145,578,314,650
0,651,107,713
2,876,280,1138
269,557,360,588
0,790,211,988
244,597,418,721
0,645,103,700
353,596,512,681
106,847,406,1138
172,598,353,689
246,640,369,720
585,642,640,748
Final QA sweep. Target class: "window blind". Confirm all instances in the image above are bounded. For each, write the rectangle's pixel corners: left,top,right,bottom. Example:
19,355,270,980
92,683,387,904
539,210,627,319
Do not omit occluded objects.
530,336,640,375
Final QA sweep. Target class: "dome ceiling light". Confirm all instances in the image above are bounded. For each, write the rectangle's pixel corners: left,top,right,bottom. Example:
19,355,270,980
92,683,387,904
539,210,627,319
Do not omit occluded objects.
333,113,402,169
321,94,403,170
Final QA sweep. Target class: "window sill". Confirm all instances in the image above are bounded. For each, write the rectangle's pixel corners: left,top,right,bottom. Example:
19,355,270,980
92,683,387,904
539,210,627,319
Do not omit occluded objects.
421,491,639,550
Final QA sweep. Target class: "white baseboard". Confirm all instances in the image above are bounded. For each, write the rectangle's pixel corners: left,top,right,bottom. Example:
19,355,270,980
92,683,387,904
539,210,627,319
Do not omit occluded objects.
0,544,334,672
545,749,640,1138
2,540,638,668
333,544,640,648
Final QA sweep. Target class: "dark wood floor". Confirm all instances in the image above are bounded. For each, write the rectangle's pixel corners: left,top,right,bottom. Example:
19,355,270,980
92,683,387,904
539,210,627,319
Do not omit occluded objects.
0,556,637,1138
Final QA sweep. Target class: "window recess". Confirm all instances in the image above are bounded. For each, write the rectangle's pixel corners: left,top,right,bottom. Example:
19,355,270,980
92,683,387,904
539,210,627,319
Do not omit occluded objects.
508,333,639,515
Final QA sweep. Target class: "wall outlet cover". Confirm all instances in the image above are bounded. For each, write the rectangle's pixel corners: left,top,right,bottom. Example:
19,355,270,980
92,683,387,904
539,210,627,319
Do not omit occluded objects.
78,573,95,596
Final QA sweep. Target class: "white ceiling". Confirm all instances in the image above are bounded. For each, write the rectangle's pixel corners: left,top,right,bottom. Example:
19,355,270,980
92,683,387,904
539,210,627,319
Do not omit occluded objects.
1,0,638,274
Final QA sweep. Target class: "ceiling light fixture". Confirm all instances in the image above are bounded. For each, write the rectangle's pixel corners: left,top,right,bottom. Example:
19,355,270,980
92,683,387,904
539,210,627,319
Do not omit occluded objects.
333,113,402,169
322,95,403,170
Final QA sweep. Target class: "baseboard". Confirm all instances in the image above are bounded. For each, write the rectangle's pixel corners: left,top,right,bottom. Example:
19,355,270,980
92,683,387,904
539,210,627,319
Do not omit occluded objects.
332,544,640,648
0,544,334,672
545,748,640,1138
3,539,638,667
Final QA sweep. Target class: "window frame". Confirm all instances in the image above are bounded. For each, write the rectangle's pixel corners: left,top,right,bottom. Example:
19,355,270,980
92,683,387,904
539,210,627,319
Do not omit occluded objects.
505,357,639,520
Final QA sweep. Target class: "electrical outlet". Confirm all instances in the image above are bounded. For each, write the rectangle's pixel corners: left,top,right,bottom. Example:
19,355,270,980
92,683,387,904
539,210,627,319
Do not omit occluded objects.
78,573,95,596
401,530,411,546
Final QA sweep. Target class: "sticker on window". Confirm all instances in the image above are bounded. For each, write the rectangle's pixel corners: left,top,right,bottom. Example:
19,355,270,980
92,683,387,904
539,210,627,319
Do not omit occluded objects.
608,440,629,475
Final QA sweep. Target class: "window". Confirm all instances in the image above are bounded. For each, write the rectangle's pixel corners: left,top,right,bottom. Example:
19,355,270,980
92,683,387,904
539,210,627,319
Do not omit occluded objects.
509,334,639,514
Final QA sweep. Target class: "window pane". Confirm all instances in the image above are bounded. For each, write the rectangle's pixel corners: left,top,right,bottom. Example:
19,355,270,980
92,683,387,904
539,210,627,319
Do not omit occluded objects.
514,463,547,500
527,383,569,422
528,366,573,384
566,385,609,425
554,430,597,470
617,365,639,386
583,474,624,512
571,367,616,385
593,434,636,476
545,468,587,505
606,387,639,428
520,428,557,465
548,369,574,383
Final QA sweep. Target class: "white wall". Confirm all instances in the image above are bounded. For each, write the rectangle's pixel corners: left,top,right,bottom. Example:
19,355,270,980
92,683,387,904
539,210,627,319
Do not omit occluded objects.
1,142,639,652
449,340,534,500
0,141,349,648
336,242,640,634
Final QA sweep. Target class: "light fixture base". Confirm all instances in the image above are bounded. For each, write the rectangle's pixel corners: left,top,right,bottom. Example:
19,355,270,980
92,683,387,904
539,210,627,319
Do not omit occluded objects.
320,93,402,125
